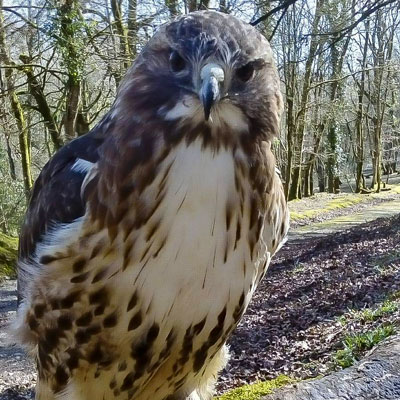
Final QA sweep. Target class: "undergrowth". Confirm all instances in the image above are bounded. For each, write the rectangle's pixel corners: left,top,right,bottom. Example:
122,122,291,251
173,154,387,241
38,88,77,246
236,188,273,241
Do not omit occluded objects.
334,325,396,368
0,232,18,279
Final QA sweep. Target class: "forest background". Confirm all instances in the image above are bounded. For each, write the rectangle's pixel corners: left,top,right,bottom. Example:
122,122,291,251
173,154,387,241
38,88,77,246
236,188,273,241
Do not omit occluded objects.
1,0,400,236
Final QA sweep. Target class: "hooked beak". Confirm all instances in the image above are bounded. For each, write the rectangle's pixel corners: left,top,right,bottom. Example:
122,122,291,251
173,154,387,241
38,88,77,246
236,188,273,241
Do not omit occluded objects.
200,63,225,121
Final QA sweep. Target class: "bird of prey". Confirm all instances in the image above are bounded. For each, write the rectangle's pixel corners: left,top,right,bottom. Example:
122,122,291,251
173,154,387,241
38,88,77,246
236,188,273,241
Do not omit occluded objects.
14,10,289,400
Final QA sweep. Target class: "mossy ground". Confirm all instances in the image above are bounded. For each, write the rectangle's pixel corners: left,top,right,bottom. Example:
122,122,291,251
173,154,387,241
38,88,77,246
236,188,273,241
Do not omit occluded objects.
289,183,400,224
290,194,364,222
215,375,296,400
0,232,18,278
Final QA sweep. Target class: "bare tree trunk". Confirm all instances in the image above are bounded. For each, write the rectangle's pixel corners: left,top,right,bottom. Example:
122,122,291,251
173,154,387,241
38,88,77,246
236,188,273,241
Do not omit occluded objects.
19,55,63,150
166,0,180,15
284,61,296,200
75,81,90,136
303,55,325,198
111,0,134,83
64,80,80,141
255,0,273,37
326,0,352,193
304,132,323,197
188,0,197,12
288,0,324,200
0,1,32,199
58,0,86,142
4,134,17,181
370,6,396,192
316,159,326,192
354,20,369,193
128,0,138,57
0,93,17,180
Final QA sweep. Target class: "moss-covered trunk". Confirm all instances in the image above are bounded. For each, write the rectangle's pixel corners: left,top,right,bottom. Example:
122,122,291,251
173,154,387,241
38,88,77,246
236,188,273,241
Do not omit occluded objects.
0,2,32,200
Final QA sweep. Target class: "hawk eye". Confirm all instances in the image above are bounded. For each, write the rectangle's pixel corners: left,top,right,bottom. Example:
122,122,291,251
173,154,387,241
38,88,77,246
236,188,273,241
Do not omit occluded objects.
236,62,255,82
169,50,186,73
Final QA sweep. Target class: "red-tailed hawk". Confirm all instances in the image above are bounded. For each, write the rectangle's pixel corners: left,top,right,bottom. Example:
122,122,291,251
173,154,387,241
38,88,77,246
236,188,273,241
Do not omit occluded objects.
14,10,289,400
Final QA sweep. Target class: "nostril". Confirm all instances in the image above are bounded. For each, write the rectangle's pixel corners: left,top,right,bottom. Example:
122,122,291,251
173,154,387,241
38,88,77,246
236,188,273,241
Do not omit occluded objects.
200,63,225,83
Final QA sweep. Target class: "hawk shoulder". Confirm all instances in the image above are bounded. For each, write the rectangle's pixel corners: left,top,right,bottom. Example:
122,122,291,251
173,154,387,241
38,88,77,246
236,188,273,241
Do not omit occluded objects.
18,126,106,298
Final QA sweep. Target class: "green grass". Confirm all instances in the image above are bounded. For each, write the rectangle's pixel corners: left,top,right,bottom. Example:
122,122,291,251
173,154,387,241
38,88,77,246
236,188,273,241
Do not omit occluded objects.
334,324,396,368
338,294,399,326
290,261,307,274
356,301,398,322
388,290,400,301
324,197,364,210
0,232,18,278
289,195,364,222
290,209,318,222
214,375,296,400
341,300,399,323
289,183,400,223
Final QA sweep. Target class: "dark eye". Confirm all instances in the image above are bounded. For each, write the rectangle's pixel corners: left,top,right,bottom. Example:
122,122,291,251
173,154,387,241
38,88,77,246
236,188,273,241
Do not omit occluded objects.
169,50,186,72
236,62,255,82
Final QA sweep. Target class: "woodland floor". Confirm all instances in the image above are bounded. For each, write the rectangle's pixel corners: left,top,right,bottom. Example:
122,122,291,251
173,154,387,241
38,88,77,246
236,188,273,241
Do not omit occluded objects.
1,189,400,399
218,203,400,393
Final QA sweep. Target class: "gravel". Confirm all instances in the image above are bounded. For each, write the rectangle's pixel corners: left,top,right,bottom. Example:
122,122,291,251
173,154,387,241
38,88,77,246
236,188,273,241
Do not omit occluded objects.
0,280,34,400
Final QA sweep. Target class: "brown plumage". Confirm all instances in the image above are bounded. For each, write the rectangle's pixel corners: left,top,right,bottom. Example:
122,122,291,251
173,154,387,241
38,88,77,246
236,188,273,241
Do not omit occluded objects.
14,10,289,400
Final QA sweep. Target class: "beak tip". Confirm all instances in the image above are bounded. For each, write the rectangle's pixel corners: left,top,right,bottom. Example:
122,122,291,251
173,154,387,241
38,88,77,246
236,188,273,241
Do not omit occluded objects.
201,70,222,122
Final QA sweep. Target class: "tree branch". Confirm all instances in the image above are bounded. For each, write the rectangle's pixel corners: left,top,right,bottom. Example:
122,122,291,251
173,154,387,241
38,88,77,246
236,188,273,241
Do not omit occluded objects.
250,0,298,26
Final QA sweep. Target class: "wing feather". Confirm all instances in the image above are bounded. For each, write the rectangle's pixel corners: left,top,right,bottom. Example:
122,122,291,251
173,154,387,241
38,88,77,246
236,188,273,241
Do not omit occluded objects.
17,128,106,300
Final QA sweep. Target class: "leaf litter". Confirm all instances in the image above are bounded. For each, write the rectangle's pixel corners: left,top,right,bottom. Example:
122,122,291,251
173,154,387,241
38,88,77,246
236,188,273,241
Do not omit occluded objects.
218,214,400,393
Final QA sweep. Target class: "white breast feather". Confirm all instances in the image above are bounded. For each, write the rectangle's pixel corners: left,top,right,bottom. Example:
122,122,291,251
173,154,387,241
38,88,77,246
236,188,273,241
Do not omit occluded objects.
15,139,274,400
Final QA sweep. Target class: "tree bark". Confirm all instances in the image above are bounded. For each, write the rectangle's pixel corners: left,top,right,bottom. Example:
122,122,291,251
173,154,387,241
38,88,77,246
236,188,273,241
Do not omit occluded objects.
166,0,179,16
58,0,85,141
354,20,369,193
188,0,197,12
326,1,352,193
0,2,32,199
369,7,396,192
128,0,137,57
19,55,63,150
4,134,17,181
288,0,324,200
64,80,80,142
284,61,296,200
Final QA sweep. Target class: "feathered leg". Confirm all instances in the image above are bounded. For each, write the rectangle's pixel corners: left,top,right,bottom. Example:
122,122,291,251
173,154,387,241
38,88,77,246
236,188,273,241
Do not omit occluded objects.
193,345,229,400
172,345,229,400
35,378,55,400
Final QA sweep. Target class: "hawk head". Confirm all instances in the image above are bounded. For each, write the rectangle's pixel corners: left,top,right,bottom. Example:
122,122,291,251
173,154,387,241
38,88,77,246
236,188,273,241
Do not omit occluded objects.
113,11,282,147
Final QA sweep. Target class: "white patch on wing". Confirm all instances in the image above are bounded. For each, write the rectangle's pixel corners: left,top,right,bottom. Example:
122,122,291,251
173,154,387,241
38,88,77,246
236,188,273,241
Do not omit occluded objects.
13,216,86,348
71,158,94,174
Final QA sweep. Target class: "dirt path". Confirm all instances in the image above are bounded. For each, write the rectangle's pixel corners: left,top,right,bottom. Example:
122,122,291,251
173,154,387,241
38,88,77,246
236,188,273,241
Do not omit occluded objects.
1,199,400,399
290,197,400,242
0,281,34,400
